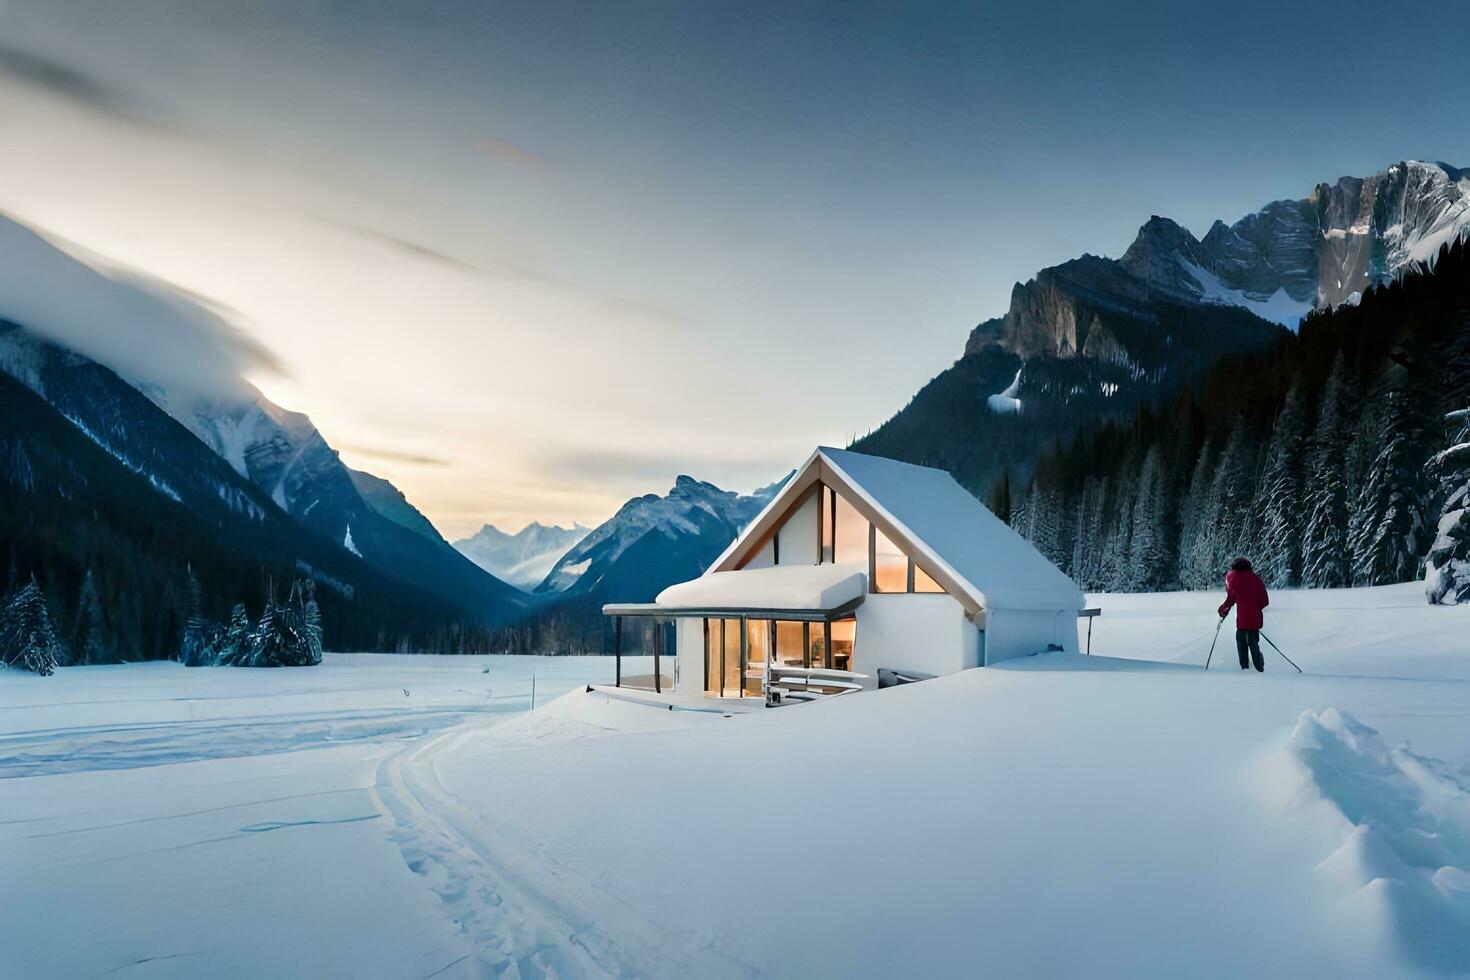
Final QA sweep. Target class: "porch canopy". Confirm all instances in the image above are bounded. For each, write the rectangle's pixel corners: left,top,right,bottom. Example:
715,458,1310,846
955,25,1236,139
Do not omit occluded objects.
601,565,867,693
603,564,867,622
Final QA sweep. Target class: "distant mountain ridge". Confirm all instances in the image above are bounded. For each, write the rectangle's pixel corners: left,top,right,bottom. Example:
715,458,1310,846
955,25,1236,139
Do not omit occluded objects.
453,521,590,591
858,159,1470,500
537,475,783,598
502,474,786,651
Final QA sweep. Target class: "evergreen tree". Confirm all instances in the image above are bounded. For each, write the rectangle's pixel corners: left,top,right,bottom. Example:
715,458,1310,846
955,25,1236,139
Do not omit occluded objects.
72,570,107,666
179,566,210,667
302,580,324,662
1,577,63,676
1426,407,1470,603
1301,354,1354,587
214,603,251,665
1254,381,1309,586
1029,484,1065,571
1125,447,1170,590
1178,437,1218,589
1347,361,1434,585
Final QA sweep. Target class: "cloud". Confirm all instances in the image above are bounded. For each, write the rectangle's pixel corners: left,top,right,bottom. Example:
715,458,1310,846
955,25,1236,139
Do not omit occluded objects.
0,211,282,398
477,138,544,169
325,219,689,327
338,443,451,467
0,40,170,130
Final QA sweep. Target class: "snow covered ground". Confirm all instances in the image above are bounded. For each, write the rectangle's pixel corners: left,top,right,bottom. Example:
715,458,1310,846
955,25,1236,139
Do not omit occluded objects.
5,587,1469,978
0,654,624,978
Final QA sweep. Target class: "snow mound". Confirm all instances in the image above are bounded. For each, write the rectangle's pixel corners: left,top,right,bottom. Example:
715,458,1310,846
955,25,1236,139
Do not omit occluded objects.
987,366,1024,413
1281,707,1470,972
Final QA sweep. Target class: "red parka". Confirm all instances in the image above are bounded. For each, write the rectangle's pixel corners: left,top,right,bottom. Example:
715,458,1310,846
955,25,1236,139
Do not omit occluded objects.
1218,568,1269,630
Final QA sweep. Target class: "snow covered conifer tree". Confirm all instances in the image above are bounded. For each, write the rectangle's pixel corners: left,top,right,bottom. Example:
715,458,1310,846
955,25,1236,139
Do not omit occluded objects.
302,580,323,663
179,566,210,667
1254,381,1308,587
1178,436,1218,589
1301,354,1354,588
1,577,63,675
213,603,251,666
1346,361,1432,586
1125,447,1171,591
1426,407,1470,603
1207,419,1259,576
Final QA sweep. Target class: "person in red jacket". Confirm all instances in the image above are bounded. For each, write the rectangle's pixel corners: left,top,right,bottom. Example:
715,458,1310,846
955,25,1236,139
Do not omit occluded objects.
1218,556,1269,672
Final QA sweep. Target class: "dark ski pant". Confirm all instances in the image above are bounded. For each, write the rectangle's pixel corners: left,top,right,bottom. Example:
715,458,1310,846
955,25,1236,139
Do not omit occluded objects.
1236,629,1264,672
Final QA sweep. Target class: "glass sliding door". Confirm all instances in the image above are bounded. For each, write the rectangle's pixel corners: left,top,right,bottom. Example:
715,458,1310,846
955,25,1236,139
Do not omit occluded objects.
722,618,741,697
745,619,770,696
704,619,722,696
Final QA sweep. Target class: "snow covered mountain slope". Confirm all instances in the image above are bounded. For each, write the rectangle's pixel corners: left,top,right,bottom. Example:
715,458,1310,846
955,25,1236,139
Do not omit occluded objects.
347,466,443,542
0,209,523,626
0,325,493,657
134,382,524,626
535,475,783,598
452,521,590,591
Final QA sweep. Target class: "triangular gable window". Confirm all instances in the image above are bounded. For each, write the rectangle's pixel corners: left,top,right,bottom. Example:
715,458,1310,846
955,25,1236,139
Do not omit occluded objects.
737,481,946,596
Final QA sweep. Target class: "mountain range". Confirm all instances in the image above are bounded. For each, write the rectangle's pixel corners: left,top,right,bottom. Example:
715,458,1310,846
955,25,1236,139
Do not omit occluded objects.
857,160,1470,499
499,475,785,651
0,320,496,659
453,522,590,591
0,212,524,658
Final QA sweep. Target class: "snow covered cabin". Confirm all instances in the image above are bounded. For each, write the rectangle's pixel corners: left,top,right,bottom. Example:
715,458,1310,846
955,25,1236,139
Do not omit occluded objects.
602,447,1083,697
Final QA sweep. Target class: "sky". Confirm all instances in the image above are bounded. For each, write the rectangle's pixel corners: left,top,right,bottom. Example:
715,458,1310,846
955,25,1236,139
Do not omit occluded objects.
0,0,1466,539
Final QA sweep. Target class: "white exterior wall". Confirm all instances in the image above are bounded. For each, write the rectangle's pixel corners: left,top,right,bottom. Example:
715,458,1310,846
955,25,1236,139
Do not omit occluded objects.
983,607,1078,664
775,490,819,566
743,537,775,569
675,618,704,695
851,592,977,683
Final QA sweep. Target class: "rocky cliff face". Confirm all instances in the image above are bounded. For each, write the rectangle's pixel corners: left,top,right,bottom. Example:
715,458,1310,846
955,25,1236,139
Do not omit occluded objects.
965,160,1470,394
858,160,1470,501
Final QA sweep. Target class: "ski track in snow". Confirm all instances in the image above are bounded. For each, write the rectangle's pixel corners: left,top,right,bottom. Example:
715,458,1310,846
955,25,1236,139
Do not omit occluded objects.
373,722,757,979
1282,708,1470,973
0,707,487,778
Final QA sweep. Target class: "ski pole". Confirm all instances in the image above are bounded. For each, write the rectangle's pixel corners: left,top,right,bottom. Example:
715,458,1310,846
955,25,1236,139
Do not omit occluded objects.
1204,616,1224,670
1259,632,1302,673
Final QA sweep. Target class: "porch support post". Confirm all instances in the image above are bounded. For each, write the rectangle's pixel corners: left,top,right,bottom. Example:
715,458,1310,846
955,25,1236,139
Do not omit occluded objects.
614,616,622,688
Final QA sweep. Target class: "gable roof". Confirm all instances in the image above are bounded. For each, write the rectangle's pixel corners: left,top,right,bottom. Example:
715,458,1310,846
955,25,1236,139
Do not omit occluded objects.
710,447,1081,615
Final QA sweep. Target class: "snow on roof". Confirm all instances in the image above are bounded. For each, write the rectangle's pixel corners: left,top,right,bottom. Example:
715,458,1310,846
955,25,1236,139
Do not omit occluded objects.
657,564,865,612
817,448,1081,612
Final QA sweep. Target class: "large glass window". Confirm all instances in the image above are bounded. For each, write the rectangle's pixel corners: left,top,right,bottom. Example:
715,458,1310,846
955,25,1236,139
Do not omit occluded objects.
873,526,908,593
809,623,829,669
820,486,835,563
833,492,868,567
914,562,945,593
830,618,856,672
775,621,805,667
